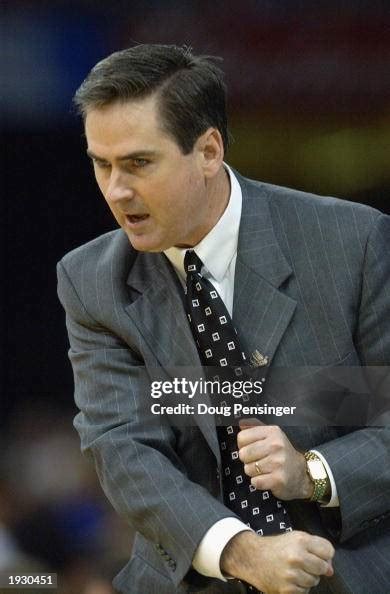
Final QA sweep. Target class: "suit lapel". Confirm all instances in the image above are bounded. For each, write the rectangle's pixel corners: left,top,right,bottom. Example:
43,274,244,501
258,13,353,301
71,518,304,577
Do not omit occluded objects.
125,252,220,460
233,175,297,369
125,251,198,368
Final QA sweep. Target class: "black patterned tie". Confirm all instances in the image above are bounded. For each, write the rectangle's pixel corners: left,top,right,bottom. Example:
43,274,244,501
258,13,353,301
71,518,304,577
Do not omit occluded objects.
184,249,292,537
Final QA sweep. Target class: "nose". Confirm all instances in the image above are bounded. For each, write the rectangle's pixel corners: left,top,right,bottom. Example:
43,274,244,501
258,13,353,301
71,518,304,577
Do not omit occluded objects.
105,170,135,204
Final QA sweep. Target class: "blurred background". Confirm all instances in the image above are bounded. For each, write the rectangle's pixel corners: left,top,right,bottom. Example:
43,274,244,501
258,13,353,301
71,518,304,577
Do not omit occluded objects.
2,1,390,592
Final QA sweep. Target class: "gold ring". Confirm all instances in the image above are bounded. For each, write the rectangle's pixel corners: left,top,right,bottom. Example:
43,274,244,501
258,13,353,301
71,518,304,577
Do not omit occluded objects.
255,461,262,475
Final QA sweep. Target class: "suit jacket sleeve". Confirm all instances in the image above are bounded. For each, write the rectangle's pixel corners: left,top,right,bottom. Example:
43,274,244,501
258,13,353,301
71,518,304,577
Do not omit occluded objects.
316,213,390,542
57,259,234,588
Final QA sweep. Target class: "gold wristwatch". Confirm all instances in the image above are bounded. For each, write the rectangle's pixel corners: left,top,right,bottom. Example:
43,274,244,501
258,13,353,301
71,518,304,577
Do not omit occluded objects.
304,451,330,503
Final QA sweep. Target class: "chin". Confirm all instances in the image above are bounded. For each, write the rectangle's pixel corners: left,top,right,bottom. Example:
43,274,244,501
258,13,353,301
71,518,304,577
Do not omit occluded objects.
126,233,167,253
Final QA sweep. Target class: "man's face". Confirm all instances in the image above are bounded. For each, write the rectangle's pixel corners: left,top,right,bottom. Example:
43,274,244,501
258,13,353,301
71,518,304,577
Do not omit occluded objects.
85,96,219,251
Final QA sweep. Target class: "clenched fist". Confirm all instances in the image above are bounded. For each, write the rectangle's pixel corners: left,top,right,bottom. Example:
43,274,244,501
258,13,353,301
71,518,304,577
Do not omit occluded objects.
238,422,314,501
221,529,335,594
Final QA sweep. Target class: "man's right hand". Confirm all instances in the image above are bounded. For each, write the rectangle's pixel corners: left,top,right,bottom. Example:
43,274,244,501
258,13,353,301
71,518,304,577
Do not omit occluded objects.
220,530,335,594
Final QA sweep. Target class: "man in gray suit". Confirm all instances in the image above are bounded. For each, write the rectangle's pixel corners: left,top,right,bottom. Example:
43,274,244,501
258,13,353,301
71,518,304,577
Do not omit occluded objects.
57,44,390,594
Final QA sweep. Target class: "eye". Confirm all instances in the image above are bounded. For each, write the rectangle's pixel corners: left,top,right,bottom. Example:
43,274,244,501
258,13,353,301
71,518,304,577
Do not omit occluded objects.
133,158,149,168
92,158,111,170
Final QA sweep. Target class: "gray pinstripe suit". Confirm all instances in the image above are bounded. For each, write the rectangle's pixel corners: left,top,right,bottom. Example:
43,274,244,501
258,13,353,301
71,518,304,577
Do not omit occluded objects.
57,173,390,594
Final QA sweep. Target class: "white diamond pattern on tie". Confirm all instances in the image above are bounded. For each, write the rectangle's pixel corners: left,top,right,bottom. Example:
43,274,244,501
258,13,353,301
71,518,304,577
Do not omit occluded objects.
184,250,292,540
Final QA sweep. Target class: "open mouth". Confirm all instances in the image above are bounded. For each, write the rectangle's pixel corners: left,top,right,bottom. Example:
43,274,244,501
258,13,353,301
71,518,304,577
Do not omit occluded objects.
126,214,149,224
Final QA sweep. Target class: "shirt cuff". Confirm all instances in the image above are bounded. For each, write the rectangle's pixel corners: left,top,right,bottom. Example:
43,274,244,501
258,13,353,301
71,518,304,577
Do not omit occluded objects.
192,517,252,581
310,449,339,507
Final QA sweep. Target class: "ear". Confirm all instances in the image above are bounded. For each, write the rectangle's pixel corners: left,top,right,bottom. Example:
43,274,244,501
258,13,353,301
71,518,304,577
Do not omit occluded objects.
196,128,224,178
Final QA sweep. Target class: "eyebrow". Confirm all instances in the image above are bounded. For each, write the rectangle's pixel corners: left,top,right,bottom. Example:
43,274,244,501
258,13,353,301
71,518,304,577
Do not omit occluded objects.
86,149,159,161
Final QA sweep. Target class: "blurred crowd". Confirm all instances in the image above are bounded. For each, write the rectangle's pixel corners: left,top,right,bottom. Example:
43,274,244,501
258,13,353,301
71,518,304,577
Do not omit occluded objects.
0,403,132,594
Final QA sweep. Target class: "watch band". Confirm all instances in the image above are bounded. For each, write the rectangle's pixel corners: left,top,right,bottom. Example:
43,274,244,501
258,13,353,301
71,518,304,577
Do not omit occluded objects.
304,451,330,503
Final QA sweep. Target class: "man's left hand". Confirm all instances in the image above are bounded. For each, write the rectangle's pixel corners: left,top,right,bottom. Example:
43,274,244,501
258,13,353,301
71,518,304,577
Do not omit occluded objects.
238,421,314,501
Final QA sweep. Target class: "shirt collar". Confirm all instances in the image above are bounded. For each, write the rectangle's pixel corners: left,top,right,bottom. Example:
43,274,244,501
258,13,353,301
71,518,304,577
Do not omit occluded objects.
164,164,242,282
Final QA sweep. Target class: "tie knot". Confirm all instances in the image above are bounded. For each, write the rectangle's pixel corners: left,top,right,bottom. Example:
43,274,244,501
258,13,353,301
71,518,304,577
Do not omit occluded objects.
184,250,203,275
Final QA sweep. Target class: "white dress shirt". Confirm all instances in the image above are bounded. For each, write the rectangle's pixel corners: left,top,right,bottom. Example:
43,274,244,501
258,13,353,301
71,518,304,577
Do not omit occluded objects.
164,165,339,581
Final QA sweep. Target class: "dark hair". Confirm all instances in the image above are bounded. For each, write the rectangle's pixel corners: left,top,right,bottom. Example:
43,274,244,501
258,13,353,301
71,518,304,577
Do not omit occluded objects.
73,44,230,155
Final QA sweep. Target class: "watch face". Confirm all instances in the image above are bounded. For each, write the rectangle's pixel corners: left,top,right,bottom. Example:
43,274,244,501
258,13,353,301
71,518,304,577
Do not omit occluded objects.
308,459,327,480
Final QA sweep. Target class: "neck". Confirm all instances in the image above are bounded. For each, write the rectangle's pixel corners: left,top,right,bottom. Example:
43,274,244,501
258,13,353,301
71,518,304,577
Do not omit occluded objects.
206,165,231,227
174,166,231,249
